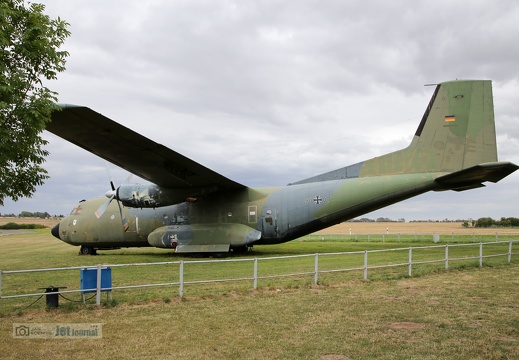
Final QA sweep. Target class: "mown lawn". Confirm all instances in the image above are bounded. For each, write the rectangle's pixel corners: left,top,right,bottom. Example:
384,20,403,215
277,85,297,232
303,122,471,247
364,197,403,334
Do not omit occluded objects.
1,263,518,359
1,229,517,310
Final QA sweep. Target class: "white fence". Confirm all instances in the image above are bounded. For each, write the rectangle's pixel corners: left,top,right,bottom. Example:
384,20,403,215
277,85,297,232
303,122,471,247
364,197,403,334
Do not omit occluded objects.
306,231,514,242
1,241,517,306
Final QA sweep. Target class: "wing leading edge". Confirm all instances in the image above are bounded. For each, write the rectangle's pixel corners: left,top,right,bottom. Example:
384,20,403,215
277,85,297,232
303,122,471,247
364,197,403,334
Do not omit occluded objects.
47,105,246,191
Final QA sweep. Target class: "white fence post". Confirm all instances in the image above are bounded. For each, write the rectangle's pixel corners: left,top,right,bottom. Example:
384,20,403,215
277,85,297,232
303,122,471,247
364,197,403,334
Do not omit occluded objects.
364,251,368,280
179,260,184,297
508,242,513,263
445,245,449,269
314,254,319,285
408,247,413,277
479,243,483,267
253,258,258,290
96,264,101,306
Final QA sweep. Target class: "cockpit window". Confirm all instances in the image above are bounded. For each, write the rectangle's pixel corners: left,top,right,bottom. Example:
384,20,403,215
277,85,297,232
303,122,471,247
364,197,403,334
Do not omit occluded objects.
70,205,83,215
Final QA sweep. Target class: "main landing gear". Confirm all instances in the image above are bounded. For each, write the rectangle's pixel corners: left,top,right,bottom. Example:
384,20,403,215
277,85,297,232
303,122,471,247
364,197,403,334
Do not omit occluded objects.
79,245,97,255
231,245,250,254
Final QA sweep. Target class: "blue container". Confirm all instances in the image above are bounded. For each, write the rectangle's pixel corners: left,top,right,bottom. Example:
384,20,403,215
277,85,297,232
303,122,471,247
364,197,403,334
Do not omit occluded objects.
80,267,112,293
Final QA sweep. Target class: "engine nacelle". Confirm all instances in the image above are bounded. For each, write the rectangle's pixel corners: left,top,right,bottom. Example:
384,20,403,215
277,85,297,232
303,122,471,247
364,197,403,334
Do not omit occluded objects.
147,223,262,253
117,184,160,208
117,184,214,208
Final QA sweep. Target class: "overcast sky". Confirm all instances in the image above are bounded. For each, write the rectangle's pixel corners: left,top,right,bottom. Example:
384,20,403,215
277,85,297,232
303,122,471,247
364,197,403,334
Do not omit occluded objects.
3,0,519,221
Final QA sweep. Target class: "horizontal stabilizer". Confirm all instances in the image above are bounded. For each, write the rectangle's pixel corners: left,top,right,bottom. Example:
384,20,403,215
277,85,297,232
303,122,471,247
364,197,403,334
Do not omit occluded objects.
434,162,519,191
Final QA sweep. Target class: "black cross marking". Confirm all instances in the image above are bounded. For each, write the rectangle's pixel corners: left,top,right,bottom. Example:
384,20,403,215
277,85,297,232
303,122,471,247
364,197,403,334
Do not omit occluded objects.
313,196,322,205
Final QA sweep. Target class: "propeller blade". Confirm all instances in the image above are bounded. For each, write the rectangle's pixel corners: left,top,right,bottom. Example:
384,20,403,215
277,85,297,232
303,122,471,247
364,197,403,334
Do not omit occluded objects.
95,195,114,219
98,166,131,231
115,199,130,232
124,173,133,184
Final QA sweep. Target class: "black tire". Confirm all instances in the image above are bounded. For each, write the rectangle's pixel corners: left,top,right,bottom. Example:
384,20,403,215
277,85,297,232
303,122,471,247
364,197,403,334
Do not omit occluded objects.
79,246,95,255
212,252,228,258
232,246,248,254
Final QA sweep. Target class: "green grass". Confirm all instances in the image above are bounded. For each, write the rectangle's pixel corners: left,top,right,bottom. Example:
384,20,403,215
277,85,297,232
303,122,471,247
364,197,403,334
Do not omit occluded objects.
1,230,517,312
1,266,518,359
1,230,519,358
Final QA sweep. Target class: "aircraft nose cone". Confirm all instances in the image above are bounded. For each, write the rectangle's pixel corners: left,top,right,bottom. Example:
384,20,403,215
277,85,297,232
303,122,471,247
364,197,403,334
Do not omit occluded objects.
51,223,60,239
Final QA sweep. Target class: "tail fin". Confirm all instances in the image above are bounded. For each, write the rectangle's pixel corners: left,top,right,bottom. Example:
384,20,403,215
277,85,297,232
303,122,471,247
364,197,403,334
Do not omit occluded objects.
291,80,518,187
359,79,518,190
363,80,497,175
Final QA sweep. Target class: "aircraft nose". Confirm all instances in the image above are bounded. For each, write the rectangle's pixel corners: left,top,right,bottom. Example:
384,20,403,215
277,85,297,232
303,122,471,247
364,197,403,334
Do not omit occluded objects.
51,223,60,239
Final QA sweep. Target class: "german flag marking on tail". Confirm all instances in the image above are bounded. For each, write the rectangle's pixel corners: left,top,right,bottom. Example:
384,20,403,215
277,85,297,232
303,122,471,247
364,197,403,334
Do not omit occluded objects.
445,115,456,122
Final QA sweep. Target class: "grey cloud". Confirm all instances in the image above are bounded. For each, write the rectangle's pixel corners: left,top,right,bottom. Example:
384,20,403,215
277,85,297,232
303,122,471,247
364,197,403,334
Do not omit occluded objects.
3,0,519,219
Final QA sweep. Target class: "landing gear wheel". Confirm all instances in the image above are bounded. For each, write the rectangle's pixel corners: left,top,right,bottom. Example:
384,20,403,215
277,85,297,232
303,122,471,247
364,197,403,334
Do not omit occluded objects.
79,246,96,255
212,252,228,258
232,246,249,254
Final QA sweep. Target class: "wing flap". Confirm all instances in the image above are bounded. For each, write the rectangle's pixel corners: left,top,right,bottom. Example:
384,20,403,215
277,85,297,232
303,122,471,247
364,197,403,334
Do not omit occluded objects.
47,105,245,190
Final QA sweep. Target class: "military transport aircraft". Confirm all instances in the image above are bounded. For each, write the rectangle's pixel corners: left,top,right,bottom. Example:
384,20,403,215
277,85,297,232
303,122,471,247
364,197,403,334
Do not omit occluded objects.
48,80,518,255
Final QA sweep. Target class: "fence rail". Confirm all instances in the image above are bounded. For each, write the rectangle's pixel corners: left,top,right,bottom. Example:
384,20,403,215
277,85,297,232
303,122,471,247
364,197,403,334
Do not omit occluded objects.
1,241,517,306
306,232,517,242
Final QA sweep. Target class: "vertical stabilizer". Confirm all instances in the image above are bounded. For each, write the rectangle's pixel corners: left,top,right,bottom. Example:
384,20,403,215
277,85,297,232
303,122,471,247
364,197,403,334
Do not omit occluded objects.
360,80,497,176
291,80,516,187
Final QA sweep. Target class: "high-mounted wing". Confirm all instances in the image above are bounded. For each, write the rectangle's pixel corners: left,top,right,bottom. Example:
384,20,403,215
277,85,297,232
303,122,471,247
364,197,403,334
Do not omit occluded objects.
47,105,246,190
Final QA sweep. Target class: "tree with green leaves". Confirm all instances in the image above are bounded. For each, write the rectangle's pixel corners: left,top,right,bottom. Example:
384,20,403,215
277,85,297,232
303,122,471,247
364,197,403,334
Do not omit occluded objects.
0,0,70,206
475,217,494,228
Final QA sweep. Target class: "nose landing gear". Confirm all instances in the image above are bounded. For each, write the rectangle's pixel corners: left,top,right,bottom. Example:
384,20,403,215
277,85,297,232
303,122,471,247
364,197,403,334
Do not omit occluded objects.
79,245,97,255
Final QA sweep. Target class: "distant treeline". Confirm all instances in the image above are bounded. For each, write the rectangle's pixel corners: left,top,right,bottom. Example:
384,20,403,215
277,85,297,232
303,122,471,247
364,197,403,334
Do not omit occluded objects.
0,222,47,230
0,211,63,218
351,217,406,223
475,217,519,228
350,217,519,227
351,217,466,223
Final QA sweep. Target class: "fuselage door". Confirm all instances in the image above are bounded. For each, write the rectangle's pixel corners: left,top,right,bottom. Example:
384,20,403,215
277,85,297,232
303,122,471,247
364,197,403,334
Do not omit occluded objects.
248,206,257,223
262,209,278,238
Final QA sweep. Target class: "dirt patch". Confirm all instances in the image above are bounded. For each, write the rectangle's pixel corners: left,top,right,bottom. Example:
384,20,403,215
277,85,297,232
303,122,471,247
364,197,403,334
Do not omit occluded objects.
388,322,425,331
0,230,33,236
320,355,351,360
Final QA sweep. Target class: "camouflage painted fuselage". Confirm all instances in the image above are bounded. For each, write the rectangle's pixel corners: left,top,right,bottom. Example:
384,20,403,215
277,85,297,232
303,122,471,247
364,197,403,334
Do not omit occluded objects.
55,172,442,251
50,80,518,253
